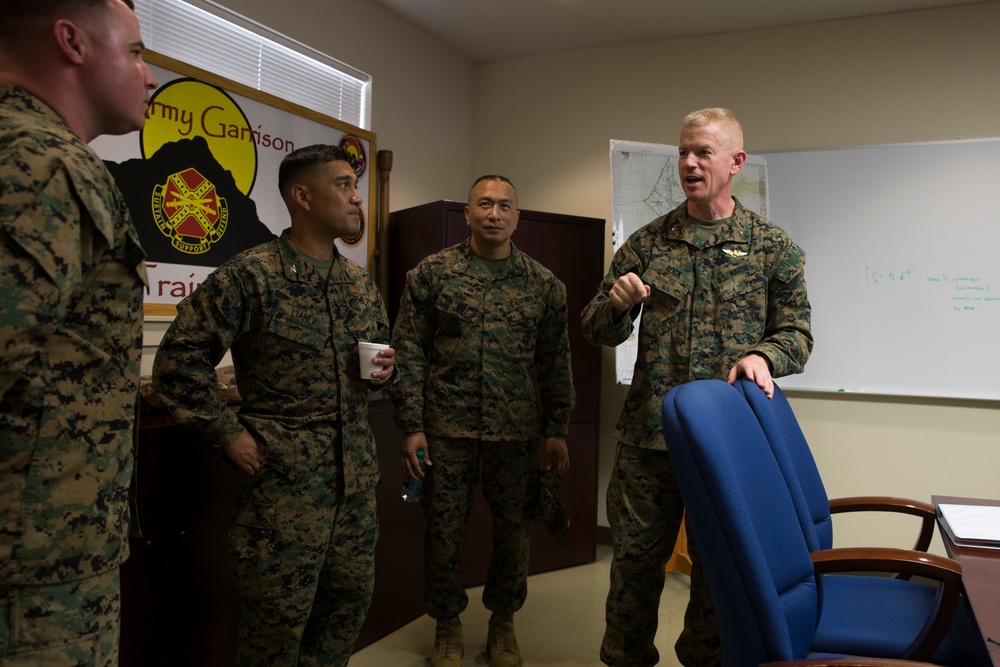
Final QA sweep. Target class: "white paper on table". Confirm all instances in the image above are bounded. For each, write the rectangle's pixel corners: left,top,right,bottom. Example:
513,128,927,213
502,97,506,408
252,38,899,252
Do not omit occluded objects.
938,504,1000,543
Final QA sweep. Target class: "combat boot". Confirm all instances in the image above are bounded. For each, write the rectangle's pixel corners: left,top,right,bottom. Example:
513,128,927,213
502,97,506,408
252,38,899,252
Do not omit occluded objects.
487,613,522,667
431,616,463,667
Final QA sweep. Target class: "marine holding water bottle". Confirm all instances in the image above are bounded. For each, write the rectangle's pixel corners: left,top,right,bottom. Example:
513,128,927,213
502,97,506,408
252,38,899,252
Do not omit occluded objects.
389,175,575,667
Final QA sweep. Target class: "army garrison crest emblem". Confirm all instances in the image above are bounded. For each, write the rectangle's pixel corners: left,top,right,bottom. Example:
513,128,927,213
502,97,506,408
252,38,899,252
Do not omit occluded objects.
152,167,229,254
142,78,255,256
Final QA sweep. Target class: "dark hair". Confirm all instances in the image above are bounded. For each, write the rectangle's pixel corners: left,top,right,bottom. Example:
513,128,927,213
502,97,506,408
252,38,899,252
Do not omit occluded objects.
278,144,352,197
0,0,134,43
470,174,515,192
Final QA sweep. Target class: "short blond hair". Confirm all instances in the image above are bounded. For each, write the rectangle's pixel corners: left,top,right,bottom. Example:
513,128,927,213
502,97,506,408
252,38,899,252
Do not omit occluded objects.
682,107,744,151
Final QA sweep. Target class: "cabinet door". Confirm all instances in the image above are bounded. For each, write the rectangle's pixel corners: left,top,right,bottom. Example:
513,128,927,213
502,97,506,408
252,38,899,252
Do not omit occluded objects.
459,423,599,587
356,399,426,648
510,211,604,424
121,420,241,667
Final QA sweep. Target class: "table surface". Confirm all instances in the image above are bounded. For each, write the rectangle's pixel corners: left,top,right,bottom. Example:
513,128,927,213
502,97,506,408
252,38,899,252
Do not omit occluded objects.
932,495,1000,666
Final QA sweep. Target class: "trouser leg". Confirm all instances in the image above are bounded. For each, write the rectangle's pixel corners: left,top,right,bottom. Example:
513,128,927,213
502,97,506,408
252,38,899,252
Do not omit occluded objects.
0,569,121,666
422,436,479,620
479,439,535,615
299,487,378,667
601,444,684,667
228,472,333,667
674,531,721,667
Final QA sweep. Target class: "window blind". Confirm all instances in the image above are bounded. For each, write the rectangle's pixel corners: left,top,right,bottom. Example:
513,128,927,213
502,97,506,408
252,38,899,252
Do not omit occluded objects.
134,0,371,129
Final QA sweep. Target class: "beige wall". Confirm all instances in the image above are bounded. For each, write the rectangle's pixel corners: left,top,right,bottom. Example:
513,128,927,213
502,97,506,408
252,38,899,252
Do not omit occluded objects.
208,0,475,211
468,2,1000,551
141,0,1000,552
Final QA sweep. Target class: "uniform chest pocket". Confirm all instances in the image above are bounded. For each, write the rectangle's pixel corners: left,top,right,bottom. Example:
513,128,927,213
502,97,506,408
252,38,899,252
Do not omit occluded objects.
713,265,766,302
344,305,382,342
268,303,328,350
434,287,481,324
644,272,690,316
499,298,541,331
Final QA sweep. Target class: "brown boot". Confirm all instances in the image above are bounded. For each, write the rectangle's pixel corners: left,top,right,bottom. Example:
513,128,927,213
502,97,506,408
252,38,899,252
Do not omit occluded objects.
487,613,522,667
431,617,463,667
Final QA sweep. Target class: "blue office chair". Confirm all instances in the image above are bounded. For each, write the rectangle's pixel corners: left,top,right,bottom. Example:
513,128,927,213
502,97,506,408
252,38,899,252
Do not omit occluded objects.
661,379,982,666
732,379,935,559
731,379,987,663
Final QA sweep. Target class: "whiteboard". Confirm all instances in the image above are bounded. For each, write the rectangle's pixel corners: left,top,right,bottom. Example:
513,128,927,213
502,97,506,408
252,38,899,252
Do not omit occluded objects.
763,139,1000,400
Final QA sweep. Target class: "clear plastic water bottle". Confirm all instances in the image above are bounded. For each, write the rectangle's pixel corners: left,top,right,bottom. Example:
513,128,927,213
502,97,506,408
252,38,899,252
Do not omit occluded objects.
401,449,427,503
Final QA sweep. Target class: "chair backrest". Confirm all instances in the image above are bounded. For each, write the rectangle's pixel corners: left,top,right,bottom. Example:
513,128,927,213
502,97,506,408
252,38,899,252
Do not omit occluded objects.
662,379,819,666
734,378,834,551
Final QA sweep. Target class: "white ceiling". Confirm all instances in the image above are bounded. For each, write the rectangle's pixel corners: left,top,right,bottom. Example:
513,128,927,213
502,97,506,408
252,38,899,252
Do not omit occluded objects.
368,0,992,63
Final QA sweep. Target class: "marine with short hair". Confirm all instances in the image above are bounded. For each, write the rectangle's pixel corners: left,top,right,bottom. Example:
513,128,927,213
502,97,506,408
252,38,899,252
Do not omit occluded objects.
1,0,157,662
390,175,575,667
583,107,813,667
153,144,394,666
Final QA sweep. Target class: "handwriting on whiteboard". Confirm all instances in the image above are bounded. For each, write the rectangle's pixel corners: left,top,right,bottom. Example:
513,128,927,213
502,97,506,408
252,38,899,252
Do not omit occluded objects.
865,266,998,312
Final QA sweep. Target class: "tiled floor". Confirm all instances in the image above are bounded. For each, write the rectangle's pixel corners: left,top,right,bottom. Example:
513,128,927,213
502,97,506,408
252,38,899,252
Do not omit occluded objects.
350,544,690,666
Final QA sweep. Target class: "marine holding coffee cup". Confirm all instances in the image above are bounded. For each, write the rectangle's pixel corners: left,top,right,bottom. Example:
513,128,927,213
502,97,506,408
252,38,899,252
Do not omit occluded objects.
153,144,394,666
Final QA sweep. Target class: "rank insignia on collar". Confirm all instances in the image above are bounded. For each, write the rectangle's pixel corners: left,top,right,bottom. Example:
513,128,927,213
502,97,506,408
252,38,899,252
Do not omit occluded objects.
452,260,467,272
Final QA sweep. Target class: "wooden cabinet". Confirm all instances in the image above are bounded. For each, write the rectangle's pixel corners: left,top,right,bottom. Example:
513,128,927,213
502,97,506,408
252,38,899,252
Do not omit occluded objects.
358,398,426,642
387,200,604,581
120,415,241,666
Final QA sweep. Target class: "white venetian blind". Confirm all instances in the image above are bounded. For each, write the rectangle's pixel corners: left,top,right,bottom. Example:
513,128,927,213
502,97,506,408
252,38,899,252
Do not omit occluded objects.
134,0,371,129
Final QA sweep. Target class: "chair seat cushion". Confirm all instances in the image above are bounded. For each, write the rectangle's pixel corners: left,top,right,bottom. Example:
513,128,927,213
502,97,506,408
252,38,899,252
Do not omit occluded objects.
812,575,937,657
812,575,986,664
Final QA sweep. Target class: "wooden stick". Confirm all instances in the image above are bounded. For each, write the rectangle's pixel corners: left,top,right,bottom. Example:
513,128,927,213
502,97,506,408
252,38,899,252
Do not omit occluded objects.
376,150,393,302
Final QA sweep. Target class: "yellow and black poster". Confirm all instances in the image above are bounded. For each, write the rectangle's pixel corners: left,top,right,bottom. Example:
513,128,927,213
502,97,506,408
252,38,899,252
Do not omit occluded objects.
92,52,375,316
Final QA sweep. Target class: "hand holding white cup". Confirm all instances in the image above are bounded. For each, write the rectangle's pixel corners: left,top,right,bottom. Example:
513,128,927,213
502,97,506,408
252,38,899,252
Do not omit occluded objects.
358,341,390,379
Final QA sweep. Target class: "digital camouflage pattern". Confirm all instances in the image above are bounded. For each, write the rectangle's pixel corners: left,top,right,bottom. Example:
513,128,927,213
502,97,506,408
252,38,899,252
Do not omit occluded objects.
390,239,574,626
582,199,813,451
583,199,812,667
153,230,388,664
152,229,388,491
0,568,120,664
228,479,377,667
0,85,146,589
602,444,718,667
390,239,575,441
419,436,535,620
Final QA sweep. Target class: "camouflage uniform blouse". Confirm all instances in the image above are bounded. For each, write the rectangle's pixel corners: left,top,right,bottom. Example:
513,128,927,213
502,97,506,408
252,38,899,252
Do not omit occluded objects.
152,230,389,493
1,85,147,585
582,200,813,451
391,239,575,441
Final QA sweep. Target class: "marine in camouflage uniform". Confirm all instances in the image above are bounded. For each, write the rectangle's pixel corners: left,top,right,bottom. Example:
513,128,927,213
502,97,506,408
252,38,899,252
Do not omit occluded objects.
582,109,813,667
0,1,157,661
390,176,574,667
152,145,393,667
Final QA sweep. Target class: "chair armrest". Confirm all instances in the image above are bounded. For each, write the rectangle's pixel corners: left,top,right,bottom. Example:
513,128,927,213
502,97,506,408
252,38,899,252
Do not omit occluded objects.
829,496,936,552
810,547,962,661
811,546,960,581
762,659,942,666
